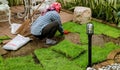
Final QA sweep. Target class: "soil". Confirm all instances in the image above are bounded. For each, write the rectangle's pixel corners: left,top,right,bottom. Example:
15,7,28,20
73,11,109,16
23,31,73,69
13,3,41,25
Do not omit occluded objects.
0,5,120,69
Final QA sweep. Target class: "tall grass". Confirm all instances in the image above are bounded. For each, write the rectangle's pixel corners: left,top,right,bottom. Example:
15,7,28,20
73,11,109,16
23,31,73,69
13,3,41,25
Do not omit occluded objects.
8,0,23,6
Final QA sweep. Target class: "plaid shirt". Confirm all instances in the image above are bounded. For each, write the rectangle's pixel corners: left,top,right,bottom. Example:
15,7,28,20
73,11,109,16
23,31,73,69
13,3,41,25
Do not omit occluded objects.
30,11,63,35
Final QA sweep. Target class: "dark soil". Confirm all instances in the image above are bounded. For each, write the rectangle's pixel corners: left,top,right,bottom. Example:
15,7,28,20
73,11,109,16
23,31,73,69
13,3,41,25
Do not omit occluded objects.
1,36,64,58
1,33,120,58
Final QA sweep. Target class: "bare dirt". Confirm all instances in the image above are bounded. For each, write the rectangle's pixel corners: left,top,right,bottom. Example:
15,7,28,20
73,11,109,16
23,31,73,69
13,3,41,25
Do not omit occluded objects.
0,5,120,69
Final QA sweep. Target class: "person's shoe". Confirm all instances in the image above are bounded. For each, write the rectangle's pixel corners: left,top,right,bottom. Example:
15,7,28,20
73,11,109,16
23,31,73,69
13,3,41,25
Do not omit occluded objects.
46,39,57,45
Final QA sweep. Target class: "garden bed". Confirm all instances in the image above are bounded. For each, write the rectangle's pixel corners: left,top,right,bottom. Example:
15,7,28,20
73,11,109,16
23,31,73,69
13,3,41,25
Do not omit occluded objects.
0,6,120,70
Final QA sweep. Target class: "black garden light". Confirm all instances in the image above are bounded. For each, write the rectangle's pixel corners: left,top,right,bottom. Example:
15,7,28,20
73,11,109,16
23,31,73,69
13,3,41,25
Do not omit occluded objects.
86,22,94,67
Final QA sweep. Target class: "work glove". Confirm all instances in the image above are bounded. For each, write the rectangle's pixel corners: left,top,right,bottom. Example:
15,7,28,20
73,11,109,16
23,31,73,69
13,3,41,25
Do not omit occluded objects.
63,30,70,34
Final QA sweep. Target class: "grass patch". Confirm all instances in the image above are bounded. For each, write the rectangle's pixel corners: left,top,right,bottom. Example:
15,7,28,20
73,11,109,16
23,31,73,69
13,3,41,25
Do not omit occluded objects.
2,55,43,70
1,20,120,70
0,56,4,70
51,40,85,59
34,48,64,61
63,21,120,44
0,35,10,44
0,35,10,40
72,42,120,67
41,57,85,70
34,48,85,70
92,21,120,38
63,22,88,44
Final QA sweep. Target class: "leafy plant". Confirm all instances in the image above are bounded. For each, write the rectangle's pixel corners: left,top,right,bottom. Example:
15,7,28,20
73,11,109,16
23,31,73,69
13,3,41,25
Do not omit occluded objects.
57,0,120,25
8,0,23,6
117,11,120,27
0,35,10,44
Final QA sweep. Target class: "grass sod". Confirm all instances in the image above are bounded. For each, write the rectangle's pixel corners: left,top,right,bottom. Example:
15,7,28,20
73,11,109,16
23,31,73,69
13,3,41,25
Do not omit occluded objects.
62,21,120,44
0,55,5,70
34,42,120,69
0,35,10,44
2,55,43,70
34,48,64,61
34,48,85,70
40,57,85,70
0,20,120,70
72,42,120,67
0,40,3,44
62,22,88,44
92,21,120,38
0,35,10,40
51,40,86,59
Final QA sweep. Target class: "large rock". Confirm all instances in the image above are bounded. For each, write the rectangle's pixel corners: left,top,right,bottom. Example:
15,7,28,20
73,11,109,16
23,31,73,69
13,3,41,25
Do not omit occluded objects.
73,6,92,24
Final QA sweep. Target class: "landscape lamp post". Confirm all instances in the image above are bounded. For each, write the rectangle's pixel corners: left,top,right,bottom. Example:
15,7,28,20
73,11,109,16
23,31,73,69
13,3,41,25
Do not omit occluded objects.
86,22,94,67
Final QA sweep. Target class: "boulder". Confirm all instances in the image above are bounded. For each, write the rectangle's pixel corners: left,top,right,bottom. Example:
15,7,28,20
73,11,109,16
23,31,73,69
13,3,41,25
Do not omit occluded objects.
73,6,92,24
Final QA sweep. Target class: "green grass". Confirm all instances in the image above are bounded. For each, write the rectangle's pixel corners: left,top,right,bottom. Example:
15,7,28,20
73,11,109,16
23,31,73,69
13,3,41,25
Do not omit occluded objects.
51,40,85,59
63,22,88,44
72,42,120,67
0,55,4,69
92,21,120,38
0,55,43,70
1,20,120,70
41,57,85,70
0,35,10,44
34,48,85,70
34,48,64,61
0,35,10,40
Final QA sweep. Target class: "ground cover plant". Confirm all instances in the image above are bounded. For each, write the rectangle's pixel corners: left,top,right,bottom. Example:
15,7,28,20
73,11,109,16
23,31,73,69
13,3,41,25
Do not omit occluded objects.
0,20,120,70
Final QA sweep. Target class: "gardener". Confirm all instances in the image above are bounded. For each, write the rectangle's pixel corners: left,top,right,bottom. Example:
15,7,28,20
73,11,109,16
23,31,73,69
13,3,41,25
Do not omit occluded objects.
30,2,64,45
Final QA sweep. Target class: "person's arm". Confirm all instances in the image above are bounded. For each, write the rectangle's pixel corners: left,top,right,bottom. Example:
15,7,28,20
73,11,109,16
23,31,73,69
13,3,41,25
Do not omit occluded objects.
50,11,64,35
57,19,64,35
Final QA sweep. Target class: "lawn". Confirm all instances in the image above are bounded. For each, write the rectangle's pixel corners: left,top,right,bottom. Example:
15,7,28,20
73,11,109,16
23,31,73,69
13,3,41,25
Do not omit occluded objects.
0,20,120,70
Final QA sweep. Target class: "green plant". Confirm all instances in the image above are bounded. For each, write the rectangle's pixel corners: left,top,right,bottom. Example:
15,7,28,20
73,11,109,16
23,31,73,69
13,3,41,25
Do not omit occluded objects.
8,0,23,6
0,35,10,44
57,0,120,25
116,11,120,27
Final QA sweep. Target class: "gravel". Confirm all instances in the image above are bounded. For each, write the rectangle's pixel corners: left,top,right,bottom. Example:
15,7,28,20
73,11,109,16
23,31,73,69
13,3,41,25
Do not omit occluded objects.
98,63,120,70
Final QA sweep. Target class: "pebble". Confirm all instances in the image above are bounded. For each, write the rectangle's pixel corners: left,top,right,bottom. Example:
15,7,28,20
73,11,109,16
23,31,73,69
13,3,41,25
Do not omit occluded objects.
98,63,120,70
